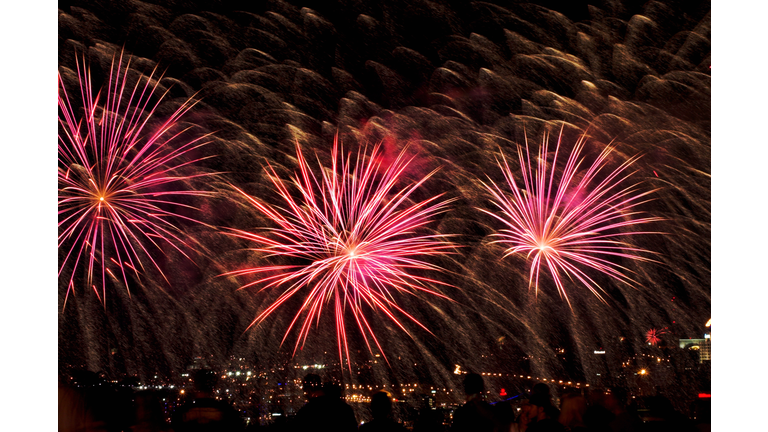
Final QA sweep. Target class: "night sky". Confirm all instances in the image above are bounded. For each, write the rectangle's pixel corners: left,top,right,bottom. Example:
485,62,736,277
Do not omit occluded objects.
53,0,716,384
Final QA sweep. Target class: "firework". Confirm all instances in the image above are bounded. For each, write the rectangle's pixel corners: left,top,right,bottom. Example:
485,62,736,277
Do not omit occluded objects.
646,328,667,345
226,138,455,365
481,129,662,304
58,52,212,306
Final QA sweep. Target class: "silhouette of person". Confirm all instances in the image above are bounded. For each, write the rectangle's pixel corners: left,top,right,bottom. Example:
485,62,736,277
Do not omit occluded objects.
413,406,445,432
304,374,324,400
293,375,358,431
172,369,244,432
494,398,518,432
519,383,557,432
557,392,588,432
292,373,323,431
582,389,614,432
450,373,497,432
526,393,565,432
360,391,407,432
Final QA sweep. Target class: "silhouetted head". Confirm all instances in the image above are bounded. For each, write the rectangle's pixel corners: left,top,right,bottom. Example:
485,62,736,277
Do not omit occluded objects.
532,383,551,398
463,373,485,395
530,393,550,408
371,391,392,419
323,382,343,399
303,374,322,394
193,369,217,393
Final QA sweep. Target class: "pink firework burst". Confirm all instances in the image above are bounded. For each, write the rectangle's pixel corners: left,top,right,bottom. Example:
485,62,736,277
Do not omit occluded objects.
646,328,667,345
58,52,213,306
225,138,455,366
481,130,662,304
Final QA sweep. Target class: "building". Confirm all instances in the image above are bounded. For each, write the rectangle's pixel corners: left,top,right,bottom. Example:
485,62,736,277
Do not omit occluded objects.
678,334,711,363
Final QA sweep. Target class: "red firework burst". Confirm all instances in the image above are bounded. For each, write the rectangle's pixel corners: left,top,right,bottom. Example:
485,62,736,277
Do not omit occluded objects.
225,138,455,365
58,52,213,306
646,328,667,345
481,130,662,304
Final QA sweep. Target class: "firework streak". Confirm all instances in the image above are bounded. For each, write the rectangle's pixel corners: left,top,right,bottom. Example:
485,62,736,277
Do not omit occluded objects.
225,138,455,366
481,130,662,305
58,52,212,306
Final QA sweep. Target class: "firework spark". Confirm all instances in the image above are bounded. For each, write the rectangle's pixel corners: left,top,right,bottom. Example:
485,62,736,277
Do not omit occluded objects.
646,328,667,345
58,52,212,306
226,138,455,365
481,130,662,304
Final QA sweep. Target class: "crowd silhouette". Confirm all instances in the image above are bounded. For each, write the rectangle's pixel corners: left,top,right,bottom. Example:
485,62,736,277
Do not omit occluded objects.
171,369,245,432
359,391,408,432
59,370,710,432
292,374,358,431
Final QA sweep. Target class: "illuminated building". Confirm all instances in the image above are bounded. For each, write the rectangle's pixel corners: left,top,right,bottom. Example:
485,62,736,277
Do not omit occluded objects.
678,337,711,363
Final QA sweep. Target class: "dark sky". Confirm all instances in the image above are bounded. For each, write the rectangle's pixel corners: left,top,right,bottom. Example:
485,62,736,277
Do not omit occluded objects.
54,0,712,398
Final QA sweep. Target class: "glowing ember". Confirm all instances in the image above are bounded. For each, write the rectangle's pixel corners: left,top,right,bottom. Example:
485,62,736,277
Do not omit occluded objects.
646,328,668,345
